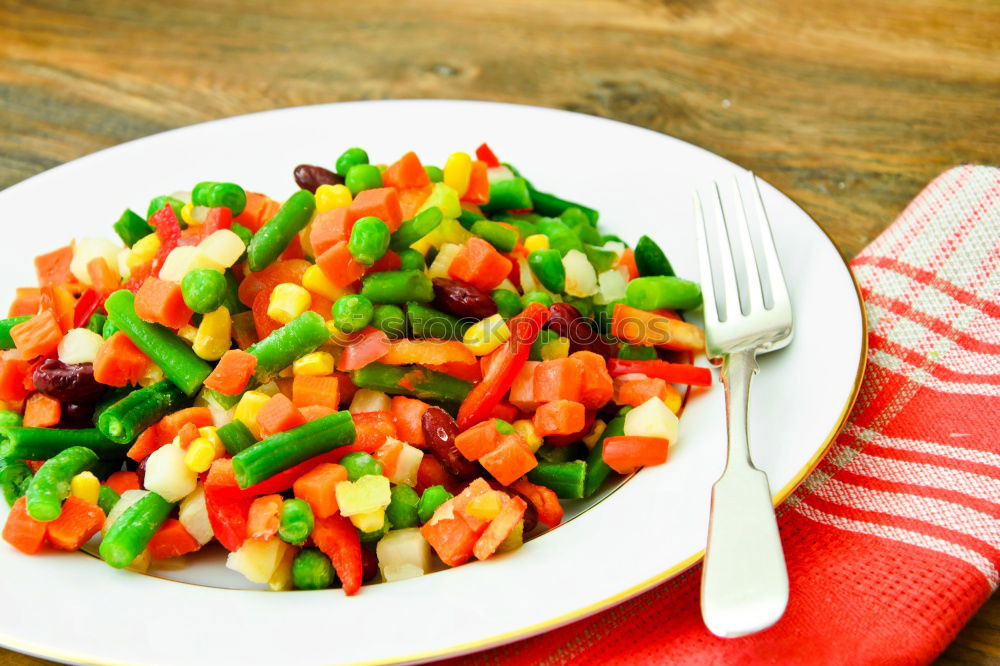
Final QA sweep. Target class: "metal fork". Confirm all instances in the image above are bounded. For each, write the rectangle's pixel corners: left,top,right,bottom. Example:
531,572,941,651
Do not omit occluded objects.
695,172,793,638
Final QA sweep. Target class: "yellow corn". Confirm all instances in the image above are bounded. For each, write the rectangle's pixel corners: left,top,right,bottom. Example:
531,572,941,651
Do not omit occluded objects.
349,509,386,533
315,184,353,212
523,234,550,253
138,363,166,388
302,264,353,302
465,491,504,520
512,419,543,452
198,426,227,457
267,283,312,324
180,202,197,227
462,314,510,355
185,437,218,473
193,306,232,361
539,336,570,360
663,384,683,415
127,233,161,270
177,324,198,345
292,351,335,376
443,152,473,197
234,391,271,439
69,471,100,505
582,419,607,449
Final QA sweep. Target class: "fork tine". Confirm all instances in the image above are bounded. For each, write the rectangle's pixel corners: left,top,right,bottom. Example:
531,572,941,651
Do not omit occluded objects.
693,192,721,328
732,173,765,313
748,174,791,308
710,182,743,322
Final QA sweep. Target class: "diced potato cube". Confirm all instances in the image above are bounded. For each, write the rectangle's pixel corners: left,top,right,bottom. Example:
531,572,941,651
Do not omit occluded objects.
57,328,104,364
226,538,293,584
143,443,199,502
335,475,391,516
349,389,391,414
71,238,121,285
197,229,246,268
376,528,432,582
562,249,598,297
387,442,423,487
178,485,214,545
623,396,679,443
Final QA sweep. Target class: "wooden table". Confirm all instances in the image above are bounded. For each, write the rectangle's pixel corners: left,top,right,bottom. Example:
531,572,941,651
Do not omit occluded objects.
0,0,997,663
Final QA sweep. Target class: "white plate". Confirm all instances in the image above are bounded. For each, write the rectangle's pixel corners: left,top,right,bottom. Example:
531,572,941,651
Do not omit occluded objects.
0,101,865,665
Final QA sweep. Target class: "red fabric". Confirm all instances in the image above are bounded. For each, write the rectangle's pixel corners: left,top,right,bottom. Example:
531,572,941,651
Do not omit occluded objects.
444,165,1000,666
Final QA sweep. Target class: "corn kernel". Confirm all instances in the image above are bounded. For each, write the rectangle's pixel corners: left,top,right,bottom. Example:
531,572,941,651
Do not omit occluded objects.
193,306,232,361
138,363,166,387
463,314,510,355
539,336,570,360
267,283,312,324
198,426,226,457
582,419,607,449
523,234,550,253
465,491,504,520
292,351,335,376
302,264,353,302
177,325,198,345
443,152,473,197
126,548,152,573
663,384,682,415
234,390,271,439
349,508,386,533
185,437,218,473
315,184,353,212
180,202,197,227
69,471,100,505
127,233,161,270
512,419,543,452
335,475,391,516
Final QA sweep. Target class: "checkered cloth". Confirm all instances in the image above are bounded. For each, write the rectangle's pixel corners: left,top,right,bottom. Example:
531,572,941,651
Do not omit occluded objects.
446,165,1000,665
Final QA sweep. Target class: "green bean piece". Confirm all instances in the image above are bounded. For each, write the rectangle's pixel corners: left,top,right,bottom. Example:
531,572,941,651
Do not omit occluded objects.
349,216,391,266
97,380,190,445
104,290,212,395
417,485,453,524
537,442,584,463
584,413,626,497
246,190,316,272
371,304,407,339
191,182,247,216
102,318,120,339
521,291,554,309
84,313,107,336
361,271,434,304
536,218,583,256
457,208,486,231
481,178,533,213
25,446,98,521
359,521,389,544
113,209,154,248
625,276,702,311
278,498,315,546
292,549,336,589
335,147,369,177
390,207,443,252
100,492,175,568
181,269,228,314
0,317,31,349
528,249,566,293
396,249,425,272
97,485,121,515
471,220,519,253
561,209,602,246
1,427,126,461
496,213,539,240
91,387,130,426
340,453,383,482
491,289,524,320
217,420,257,456
423,165,444,183
0,410,22,427
386,484,420,529
0,459,32,507
618,344,659,361
582,244,619,274
634,235,675,277
406,303,470,341
331,295,375,334
529,329,561,361
528,187,599,224
345,164,383,195
495,419,515,435
146,195,184,222
231,411,355,488
221,270,246,315
245,311,330,383
350,363,472,403
527,460,587,499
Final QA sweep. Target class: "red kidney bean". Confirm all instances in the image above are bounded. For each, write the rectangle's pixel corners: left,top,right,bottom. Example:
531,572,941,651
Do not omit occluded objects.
136,457,148,488
293,164,343,193
360,545,380,583
432,279,498,320
421,407,479,479
546,303,615,358
58,402,96,429
33,359,107,403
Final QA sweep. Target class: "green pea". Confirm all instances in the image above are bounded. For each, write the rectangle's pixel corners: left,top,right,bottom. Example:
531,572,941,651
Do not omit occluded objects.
424,165,444,183
528,249,566,293
192,182,247,216
181,269,228,314
345,164,383,195
335,147,369,177
495,419,515,435
417,485,453,524
625,276,702,311
536,218,583,256
0,410,22,428
561,207,602,245
146,195,184,223
230,222,253,249
371,304,406,339
278,498,314,546
397,248,425,271
521,291,554,309
359,520,389,543
331,294,375,334
340,452,383,481
84,313,107,336
491,289,524,320
292,549,336,590
386,484,420,529
348,216,390,266
582,244,619,273
618,343,658,361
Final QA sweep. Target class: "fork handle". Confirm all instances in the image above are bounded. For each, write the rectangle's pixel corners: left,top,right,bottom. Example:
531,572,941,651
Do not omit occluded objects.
700,349,789,638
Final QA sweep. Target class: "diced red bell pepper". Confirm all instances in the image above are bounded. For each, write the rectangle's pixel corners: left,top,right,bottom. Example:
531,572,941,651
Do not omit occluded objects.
475,143,501,168
312,513,363,595
149,205,182,275
204,459,252,552
336,327,390,372
607,358,712,386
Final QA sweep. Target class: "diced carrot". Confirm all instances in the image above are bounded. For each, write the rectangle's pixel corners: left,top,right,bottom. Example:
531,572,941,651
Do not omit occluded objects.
425,360,483,383
508,360,539,411
300,404,336,422
291,375,340,410
533,358,584,403
246,494,284,540
511,478,564,528
134,277,192,329
337,327,390,372
87,257,119,293
2,496,48,554
148,518,202,559
374,439,404,479
397,186,433,221
454,420,500,461
390,396,430,447
105,471,141,495
380,339,477,367
8,287,41,317
545,410,596,447
126,425,162,461
309,208,354,257
479,434,537,486
618,248,639,280
421,495,481,568
335,371,358,406
348,187,403,232
447,238,513,292
572,351,615,409
293,462,348,519
158,407,214,444
39,285,76,332
381,151,431,190
473,495,526,560
461,160,489,205
533,400,586,436
44,496,105,551
611,304,706,351
316,241,366,289
10,311,62,359
93,332,149,387
23,392,60,427
34,245,74,287
602,435,669,473
233,192,281,233
447,478,493,533
204,349,258,396
256,394,306,437
237,259,311,308
176,422,201,449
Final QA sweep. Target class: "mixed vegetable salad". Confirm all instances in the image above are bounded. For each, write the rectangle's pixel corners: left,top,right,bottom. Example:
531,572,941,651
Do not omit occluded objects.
0,144,710,593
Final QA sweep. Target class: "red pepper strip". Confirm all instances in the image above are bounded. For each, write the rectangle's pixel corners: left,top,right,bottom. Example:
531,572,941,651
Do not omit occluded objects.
237,450,343,496
312,513,363,596
72,289,103,328
204,458,251,551
607,359,712,387
149,206,182,275
457,303,550,429
203,207,233,233
475,142,501,168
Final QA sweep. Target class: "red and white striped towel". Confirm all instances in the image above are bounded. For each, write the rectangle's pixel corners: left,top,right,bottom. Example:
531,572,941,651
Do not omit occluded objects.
446,165,1000,665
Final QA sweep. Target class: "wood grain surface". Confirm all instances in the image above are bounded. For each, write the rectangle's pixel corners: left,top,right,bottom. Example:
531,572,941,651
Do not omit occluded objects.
0,0,997,664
